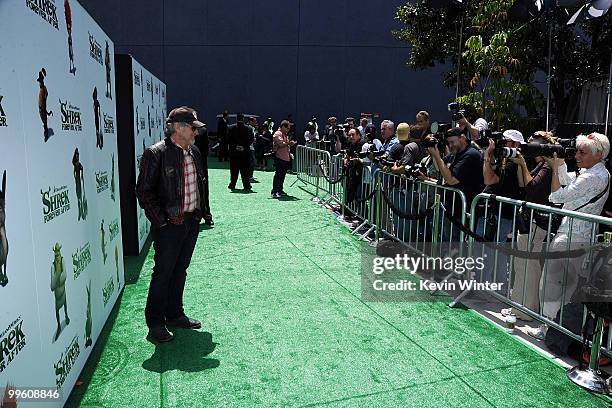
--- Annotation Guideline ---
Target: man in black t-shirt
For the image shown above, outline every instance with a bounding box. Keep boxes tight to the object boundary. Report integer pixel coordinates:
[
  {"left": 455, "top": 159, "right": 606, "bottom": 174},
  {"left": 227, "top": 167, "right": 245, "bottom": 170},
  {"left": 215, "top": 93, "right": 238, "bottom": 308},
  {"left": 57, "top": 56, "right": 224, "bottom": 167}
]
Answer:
[{"left": 419, "top": 127, "right": 484, "bottom": 206}]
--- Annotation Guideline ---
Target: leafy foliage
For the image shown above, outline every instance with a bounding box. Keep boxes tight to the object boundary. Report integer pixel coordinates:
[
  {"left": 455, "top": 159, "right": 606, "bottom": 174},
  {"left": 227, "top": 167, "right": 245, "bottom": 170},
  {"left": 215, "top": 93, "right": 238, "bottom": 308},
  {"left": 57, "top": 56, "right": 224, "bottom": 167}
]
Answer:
[{"left": 393, "top": 0, "right": 612, "bottom": 130}]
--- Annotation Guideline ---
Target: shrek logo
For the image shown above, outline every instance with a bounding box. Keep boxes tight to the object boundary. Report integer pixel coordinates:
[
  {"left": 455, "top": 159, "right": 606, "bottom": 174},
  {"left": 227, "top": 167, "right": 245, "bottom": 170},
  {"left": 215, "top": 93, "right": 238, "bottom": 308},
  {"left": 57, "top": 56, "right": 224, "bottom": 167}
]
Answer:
[
  {"left": 54, "top": 335, "right": 80, "bottom": 389},
  {"left": 60, "top": 99, "right": 82, "bottom": 131},
  {"left": 0, "top": 95, "right": 6, "bottom": 127},
  {"left": 42, "top": 185, "right": 70, "bottom": 223},
  {"left": 102, "top": 277, "right": 115, "bottom": 307},
  {"left": 26, "top": 0, "right": 59, "bottom": 30},
  {"left": 0, "top": 317, "right": 26, "bottom": 373},
  {"left": 95, "top": 171, "right": 108, "bottom": 193},
  {"left": 88, "top": 32, "right": 103, "bottom": 65},
  {"left": 133, "top": 70, "right": 141, "bottom": 87},
  {"left": 103, "top": 113, "right": 115, "bottom": 134},
  {"left": 71, "top": 242, "right": 91, "bottom": 280},
  {"left": 109, "top": 219, "right": 119, "bottom": 242}
]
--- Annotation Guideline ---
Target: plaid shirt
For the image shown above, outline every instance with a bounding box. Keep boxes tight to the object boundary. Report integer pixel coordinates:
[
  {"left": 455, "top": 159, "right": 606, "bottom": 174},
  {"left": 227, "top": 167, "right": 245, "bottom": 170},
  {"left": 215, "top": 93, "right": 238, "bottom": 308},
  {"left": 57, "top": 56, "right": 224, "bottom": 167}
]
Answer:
[
  {"left": 168, "top": 141, "right": 199, "bottom": 224},
  {"left": 182, "top": 148, "right": 199, "bottom": 213}
]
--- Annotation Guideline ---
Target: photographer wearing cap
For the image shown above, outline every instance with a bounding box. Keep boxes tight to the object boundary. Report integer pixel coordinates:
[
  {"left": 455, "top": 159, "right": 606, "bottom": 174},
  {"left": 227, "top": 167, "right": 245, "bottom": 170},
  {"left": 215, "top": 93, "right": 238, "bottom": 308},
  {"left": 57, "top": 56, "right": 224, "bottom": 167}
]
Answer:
[
  {"left": 528, "top": 132, "right": 610, "bottom": 340},
  {"left": 476, "top": 129, "right": 524, "bottom": 288},
  {"left": 502, "top": 131, "right": 554, "bottom": 321},
  {"left": 136, "top": 106, "right": 206, "bottom": 343},
  {"left": 419, "top": 127, "right": 484, "bottom": 206},
  {"left": 455, "top": 104, "right": 488, "bottom": 140}
]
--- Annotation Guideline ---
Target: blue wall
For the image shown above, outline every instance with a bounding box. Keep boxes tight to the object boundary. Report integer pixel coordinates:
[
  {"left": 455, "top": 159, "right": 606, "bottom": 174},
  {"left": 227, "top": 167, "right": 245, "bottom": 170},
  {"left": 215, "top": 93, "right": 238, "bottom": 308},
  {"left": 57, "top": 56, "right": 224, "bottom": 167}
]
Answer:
[{"left": 80, "top": 0, "right": 454, "bottom": 131}]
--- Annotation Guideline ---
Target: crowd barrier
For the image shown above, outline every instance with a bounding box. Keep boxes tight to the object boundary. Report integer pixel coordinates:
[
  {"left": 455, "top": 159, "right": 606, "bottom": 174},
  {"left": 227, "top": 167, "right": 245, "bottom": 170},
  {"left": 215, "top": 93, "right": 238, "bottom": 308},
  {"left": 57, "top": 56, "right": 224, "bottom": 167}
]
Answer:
[{"left": 293, "top": 145, "right": 612, "bottom": 360}]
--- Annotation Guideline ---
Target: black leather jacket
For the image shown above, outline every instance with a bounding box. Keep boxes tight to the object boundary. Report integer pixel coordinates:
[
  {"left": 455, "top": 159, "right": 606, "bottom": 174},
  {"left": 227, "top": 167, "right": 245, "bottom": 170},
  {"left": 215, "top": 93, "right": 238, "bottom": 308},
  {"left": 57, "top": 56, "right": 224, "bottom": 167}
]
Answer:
[{"left": 136, "top": 138, "right": 207, "bottom": 228}]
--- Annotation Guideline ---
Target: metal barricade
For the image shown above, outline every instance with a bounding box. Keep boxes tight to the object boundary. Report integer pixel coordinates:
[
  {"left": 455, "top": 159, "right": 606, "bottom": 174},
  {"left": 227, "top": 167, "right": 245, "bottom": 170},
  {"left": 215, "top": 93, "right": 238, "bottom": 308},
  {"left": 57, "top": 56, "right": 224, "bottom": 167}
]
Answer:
[
  {"left": 342, "top": 164, "right": 377, "bottom": 240},
  {"left": 293, "top": 145, "right": 332, "bottom": 200},
  {"left": 451, "top": 193, "right": 612, "bottom": 354},
  {"left": 373, "top": 170, "right": 468, "bottom": 259}
]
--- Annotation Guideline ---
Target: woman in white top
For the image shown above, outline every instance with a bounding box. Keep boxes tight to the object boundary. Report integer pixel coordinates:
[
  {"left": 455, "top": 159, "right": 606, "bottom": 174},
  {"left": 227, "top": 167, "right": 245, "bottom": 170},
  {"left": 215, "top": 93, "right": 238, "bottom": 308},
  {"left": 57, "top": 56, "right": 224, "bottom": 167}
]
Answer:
[
  {"left": 528, "top": 133, "right": 610, "bottom": 340},
  {"left": 304, "top": 123, "right": 319, "bottom": 144}
]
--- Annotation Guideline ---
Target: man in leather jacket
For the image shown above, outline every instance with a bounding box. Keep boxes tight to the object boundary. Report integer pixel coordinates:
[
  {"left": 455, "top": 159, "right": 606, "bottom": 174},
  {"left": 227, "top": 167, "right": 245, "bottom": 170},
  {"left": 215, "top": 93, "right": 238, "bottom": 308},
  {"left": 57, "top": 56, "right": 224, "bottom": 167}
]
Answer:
[{"left": 136, "top": 106, "right": 206, "bottom": 343}]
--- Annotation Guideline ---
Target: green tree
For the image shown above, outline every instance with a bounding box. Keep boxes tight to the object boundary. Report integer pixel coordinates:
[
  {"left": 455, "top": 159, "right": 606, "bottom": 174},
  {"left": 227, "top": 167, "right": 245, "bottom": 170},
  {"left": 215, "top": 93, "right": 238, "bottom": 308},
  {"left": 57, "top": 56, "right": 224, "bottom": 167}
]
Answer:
[{"left": 393, "top": 0, "right": 612, "bottom": 131}]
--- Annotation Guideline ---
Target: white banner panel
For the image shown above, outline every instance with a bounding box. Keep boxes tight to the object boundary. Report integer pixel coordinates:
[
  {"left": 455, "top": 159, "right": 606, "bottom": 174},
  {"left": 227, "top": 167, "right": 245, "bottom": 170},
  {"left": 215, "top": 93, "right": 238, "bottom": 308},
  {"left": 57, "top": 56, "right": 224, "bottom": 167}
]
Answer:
[{"left": 0, "top": 1, "right": 125, "bottom": 406}]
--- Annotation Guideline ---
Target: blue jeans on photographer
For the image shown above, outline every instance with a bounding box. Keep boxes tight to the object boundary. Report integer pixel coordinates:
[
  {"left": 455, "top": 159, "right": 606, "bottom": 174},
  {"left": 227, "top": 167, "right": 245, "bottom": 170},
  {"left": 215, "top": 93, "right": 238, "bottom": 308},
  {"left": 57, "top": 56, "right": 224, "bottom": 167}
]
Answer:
[{"left": 475, "top": 216, "right": 514, "bottom": 293}]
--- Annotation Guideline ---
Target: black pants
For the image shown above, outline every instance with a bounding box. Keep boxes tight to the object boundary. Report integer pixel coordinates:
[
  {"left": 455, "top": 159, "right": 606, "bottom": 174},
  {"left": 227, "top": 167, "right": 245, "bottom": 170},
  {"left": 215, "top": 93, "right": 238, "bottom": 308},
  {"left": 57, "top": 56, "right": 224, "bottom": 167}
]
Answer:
[
  {"left": 272, "top": 158, "right": 291, "bottom": 194},
  {"left": 229, "top": 156, "right": 251, "bottom": 189},
  {"left": 145, "top": 216, "right": 199, "bottom": 328}
]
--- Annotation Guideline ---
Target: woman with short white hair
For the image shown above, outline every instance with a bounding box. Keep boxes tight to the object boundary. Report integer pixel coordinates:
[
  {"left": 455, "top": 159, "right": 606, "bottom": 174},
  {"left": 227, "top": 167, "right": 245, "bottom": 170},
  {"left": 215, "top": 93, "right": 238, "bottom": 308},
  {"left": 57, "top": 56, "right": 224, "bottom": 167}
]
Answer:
[{"left": 528, "top": 132, "right": 610, "bottom": 340}]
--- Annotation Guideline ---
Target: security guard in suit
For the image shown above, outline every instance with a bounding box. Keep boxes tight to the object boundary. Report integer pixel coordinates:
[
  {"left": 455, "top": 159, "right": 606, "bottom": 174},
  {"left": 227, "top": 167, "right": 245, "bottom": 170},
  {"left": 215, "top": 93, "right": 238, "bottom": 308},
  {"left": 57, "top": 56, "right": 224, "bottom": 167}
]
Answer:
[{"left": 227, "top": 113, "right": 254, "bottom": 191}]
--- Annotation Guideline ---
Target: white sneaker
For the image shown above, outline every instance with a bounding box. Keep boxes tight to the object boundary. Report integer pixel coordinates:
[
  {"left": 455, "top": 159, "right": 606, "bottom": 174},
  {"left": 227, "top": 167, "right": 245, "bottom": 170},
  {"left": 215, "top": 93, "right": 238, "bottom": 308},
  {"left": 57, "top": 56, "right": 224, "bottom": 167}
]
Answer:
[
  {"left": 527, "top": 324, "right": 548, "bottom": 340},
  {"left": 501, "top": 308, "right": 514, "bottom": 317}
]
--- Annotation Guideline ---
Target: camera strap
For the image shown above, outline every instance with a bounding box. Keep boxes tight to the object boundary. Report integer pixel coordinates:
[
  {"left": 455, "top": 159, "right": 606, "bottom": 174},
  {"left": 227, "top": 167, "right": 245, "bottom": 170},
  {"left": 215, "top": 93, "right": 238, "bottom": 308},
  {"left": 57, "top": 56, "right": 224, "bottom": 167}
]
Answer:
[{"left": 569, "top": 175, "right": 609, "bottom": 213}]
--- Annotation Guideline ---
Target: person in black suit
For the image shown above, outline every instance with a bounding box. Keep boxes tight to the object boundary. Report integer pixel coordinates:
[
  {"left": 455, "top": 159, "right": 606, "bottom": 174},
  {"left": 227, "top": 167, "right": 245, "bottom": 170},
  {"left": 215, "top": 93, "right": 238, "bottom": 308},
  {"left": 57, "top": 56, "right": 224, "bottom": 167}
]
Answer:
[
  {"left": 195, "top": 125, "right": 214, "bottom": 226},
  {"left": 227, "top": 113, "right": 254, "bottom": 191},
  {"left": 217, "top": 111, "right": 229, "bottom": 162}
]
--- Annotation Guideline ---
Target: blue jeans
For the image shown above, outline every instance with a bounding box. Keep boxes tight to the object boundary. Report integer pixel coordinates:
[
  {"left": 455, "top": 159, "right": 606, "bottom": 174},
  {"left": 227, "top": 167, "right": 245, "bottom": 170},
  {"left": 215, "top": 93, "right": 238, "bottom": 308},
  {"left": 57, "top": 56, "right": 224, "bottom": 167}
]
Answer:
[{"left": 145, "top": 216, "right": 200, "bottom": 328}]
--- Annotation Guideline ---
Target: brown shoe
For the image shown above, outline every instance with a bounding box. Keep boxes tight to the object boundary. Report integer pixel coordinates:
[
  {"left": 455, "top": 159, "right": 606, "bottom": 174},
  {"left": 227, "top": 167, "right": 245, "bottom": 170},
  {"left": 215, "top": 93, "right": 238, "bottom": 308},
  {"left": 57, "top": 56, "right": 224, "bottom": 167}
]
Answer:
[
  {"left": 147, "top": 326, "right": 174, "bottom": 343},
  {"left": 166, "top": 316, "right": 201, "bottom": 329}
]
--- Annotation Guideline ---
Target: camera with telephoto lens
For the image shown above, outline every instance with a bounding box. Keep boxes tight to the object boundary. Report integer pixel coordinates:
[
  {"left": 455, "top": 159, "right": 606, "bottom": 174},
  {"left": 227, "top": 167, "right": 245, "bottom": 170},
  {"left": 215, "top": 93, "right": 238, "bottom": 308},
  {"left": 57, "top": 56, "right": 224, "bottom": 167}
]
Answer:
[
  {"left": 334, "top": 123, "right": 350, "bottom": 136},
  {"left": 557, "top": 138, "right": 576, "bottom": 148},
  {"left": 404, "top": 163, "right": 428, "bottom": 178},
  {"left": 500, "top": 143, "right": 576, "bottom": 160},
  {"left": 422, "top": 122, "right": 450, "bottom": 150},
  {"left": 473, "top": 128, "right": 504, "bottom": 150},
  {"left": 448, "top": 102, "right": 468, "bottom": 121}
]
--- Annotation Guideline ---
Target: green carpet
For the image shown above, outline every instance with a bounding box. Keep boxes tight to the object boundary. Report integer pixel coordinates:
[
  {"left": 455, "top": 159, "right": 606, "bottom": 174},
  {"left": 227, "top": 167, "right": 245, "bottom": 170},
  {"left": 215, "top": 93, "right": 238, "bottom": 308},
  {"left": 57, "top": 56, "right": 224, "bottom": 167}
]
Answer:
[{"left": 66, "top": 161, "right": 612, "bottom": 407}]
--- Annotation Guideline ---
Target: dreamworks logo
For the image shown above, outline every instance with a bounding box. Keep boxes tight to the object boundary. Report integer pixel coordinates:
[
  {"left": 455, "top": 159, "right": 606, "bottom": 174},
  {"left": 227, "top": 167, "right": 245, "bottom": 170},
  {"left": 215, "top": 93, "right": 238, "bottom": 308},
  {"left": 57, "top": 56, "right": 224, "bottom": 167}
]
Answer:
[
  {"left": 0, "top": 95, "right": 6, "bottom": 127},
  {"left": 88, "top": 32, "right": 103, "bottom": 65},
  {"left": 103, "top": 113, "right": 115, "bottom": 134}
]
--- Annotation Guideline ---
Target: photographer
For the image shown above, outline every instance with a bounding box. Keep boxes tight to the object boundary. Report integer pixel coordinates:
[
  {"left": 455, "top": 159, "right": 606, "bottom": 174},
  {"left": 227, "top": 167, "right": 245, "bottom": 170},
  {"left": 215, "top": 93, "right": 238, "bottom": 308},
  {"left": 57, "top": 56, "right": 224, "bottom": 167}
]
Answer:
[
  {"left": 455, "top": 104, "right": 488, "bottom": 140},
  {"left": 380, "top": 120, "right": 399, "bottom": 153},
  {"left": 386, "top": 123, "right": 421, "bottom": 242},
  {"left": 475, "top": 130, "right": 524, "bottom": 288},
  {"left": 391, "top": 113, "right": 430, "bottom": 174},
  {"left": 361, "top": 124, "right": 382, "bottom": 155},
  {"left": 304, "top": 122, "right": 319, "bottom": 145},
  {"left": 528, "top": 133, "right": 610, "bottom": 340},
  {"left": 255, "top": 123, "right": 273, "bottom": 170},
  {"left": 411, "top": 111, "right": 432, "bottom": 140},
  {"left": 419, "top": 127, "right": 484, "bottom": 206},
  {"left": 501, "top": 131, "right": 554, "bottom": 321},
  {"left": 343, "top": 128, "right": 366, "bottom": 221},
  {"left": 322, "top": 116, "right": 338, "bottom": 154}
]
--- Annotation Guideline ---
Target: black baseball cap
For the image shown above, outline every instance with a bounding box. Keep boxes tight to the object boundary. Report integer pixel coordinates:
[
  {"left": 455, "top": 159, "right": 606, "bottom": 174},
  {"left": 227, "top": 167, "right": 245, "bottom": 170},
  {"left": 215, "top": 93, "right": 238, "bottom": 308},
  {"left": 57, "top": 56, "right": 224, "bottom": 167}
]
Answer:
[{"left": 166, "top": 106, "right": 205, "bottom": 128}]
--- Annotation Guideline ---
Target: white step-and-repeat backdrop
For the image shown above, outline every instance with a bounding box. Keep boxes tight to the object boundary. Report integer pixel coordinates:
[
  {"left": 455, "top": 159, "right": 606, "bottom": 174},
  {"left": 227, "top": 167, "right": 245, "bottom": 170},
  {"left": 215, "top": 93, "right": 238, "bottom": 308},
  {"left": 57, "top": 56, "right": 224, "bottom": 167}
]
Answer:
[
  {"left": 0, "top": 1, "right": 124, "bottom": 406},
  {"left": 131, "top": 59, "right": 167, "bottom": 252}
]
